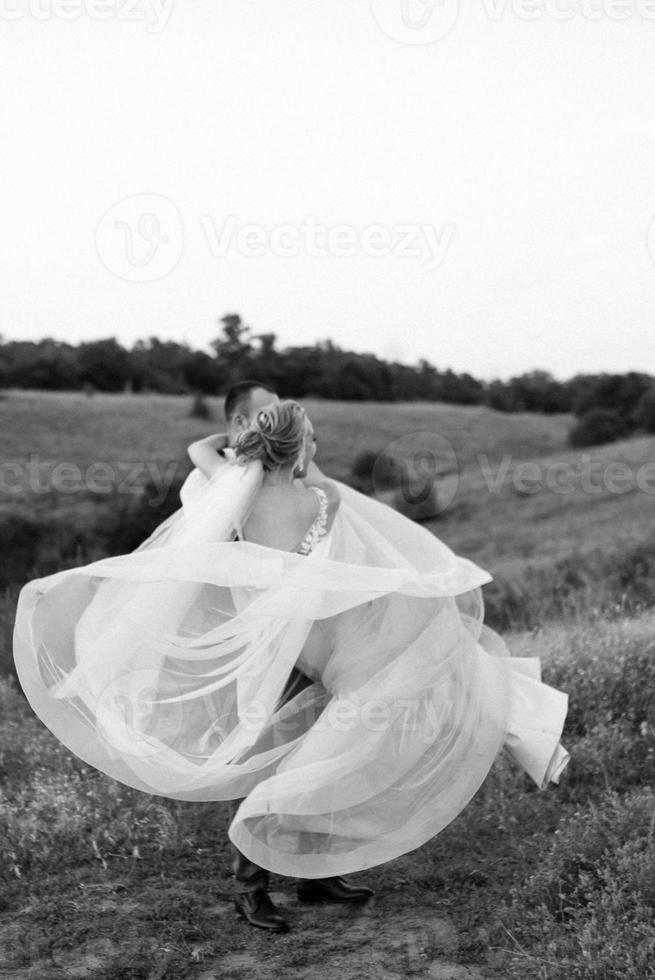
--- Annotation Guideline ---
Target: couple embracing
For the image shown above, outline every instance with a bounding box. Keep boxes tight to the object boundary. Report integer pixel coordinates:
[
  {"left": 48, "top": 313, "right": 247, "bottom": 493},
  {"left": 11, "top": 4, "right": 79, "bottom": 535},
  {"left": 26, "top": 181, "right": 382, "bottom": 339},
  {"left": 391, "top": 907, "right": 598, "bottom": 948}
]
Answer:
[{"left": 13, "top": 380, "right": 569, "bottom": 935}]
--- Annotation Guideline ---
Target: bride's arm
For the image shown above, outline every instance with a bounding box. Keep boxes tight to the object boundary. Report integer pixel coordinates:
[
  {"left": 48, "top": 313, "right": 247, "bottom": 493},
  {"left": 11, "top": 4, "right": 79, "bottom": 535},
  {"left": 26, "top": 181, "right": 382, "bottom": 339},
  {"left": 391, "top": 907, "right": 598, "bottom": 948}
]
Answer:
[{"left": 187, "top": 432, "right": 230, "bottom": 478}]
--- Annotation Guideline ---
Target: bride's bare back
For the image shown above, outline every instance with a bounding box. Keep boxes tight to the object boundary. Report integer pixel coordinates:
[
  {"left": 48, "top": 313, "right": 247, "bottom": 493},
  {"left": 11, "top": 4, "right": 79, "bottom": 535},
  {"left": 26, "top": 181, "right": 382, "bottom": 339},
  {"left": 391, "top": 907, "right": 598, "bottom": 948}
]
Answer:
[{"left": 241, "top": 482, "right": 337, "bottom": 553}]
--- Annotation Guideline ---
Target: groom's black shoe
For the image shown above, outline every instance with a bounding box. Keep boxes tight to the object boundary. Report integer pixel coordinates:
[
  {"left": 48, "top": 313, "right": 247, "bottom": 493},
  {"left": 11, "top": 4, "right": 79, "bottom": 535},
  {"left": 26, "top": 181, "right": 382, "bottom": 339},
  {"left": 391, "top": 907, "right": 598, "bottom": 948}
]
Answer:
[
  {"left": 296, "top": 875, "right": 375, "bottom": 903},
  {"left": 234, "top": 889, "right": 289, "bottom": 932}
]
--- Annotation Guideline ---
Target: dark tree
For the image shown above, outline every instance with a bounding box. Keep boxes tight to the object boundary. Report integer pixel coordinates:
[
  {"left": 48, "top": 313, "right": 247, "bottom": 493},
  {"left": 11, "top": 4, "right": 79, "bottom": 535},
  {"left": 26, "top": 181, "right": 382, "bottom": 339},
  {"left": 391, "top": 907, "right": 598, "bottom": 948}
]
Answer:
[
  {"left": 211, "top": 314, "right": 253, "bottom": 386},
  {"left": 1, "top": 317, "right": 653, "bottom": 427},
  {"left": 77, "top": 338, "right": 130, "bottom": 392},
  {"left": 183, "top": 350, "right": 224, "bottom": 395},
  {"left": 567, "top": 372, "right": 652, "bottom": 422}
]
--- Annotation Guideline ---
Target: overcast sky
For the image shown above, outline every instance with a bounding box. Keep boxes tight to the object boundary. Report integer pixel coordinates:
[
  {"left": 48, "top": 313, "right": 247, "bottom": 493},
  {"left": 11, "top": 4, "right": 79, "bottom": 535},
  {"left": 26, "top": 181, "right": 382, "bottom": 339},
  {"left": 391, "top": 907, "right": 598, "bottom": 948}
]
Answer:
[{"left": 2, "top": 1, "right": 655, "bottom": 380}]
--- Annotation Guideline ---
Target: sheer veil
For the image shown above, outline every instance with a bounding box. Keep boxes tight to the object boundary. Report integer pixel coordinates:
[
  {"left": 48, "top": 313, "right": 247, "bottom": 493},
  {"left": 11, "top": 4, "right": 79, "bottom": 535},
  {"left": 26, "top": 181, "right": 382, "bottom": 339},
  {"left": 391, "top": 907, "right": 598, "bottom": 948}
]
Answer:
[
  {"left": 13, "top": 451, "right": 569, "bottom": 879},
  {"left": 135, "top": 450, "right": 264, "bottom": 552}
]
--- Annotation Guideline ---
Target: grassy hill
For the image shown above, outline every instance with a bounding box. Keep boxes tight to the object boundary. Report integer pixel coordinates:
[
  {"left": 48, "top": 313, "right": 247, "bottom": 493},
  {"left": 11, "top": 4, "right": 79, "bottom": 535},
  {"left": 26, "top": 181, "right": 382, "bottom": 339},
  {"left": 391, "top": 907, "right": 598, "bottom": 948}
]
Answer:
[
  {"left": 3, "top": 389, "right": 654, "bottom": 627},
  {"left": 0, "top": 388, "right": 572, "bottom": 489}
]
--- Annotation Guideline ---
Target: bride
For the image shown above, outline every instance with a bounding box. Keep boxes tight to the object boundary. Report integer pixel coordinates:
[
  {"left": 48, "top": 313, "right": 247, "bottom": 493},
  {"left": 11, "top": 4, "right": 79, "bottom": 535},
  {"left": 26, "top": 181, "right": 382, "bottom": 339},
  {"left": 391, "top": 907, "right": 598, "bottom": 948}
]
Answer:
[{"left": 13, "top": 398, "right": 569, "bottom": 931}]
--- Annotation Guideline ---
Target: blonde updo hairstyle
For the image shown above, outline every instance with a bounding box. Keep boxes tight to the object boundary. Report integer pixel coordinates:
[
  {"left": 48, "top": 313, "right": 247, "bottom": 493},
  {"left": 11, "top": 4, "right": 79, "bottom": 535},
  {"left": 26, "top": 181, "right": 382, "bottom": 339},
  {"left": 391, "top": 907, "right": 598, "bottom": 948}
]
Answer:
[{"left": 233, "top": 400, "right": 308, "bottom": 473}]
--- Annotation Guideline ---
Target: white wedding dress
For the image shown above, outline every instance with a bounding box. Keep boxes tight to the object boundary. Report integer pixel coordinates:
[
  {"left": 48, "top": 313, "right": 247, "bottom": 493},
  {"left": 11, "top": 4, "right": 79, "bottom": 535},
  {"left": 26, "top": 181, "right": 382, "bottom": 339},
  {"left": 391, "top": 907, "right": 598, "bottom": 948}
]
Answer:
[{"left": 13, "top": 458, "right": 569, "bottom": 878}]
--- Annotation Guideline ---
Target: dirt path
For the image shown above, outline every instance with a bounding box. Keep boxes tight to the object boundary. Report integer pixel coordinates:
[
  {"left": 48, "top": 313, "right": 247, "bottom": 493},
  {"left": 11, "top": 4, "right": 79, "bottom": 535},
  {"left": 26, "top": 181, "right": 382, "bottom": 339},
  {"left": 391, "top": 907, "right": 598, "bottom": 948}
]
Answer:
[
  {"left": 202, "top": 890, "right": 490, "bottom": 980},
  {"left": 0, "top": 885, "right": 499, "bottom": 980}
]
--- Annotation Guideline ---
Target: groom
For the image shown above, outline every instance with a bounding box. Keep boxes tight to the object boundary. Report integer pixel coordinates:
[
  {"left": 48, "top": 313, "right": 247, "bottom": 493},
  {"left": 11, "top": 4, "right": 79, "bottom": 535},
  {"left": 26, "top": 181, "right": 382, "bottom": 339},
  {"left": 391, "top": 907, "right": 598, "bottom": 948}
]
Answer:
[{"left": 217, "top": 381, "right": 374, "bottom": 932}]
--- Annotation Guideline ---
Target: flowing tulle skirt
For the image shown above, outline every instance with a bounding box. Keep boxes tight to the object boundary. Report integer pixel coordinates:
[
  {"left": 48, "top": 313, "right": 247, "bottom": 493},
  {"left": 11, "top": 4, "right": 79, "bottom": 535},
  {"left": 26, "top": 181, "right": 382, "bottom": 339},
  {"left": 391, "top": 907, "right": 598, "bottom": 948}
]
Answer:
[{"left": 13, "top": 477, "right": 569, "bottom": 877}]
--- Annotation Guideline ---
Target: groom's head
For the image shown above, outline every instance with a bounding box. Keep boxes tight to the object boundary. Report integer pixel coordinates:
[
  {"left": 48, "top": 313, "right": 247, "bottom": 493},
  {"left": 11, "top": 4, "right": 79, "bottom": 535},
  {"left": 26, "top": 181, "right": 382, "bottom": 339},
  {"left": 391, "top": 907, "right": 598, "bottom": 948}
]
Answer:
[{"left": 224, "top": 380, "right": 279, "bottom": 445}]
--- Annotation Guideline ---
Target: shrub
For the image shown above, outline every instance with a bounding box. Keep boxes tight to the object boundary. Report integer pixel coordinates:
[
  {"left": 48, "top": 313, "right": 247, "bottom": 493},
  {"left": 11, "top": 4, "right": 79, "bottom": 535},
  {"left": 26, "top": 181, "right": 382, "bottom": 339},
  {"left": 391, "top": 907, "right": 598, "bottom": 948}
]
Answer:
[
  {"left": 514, "top": 789, "right": 655, "bottom": 914},
  {"left": 351, "top": 450, "right": 400, "bottom": 494},
  {"left": 0, "top": 513, "right": 89, "bottom": 590},
  {"left": 100, "top": 476, "right": 188, "bottom": 556},
  {"left": 568, "top": 408, "right": 630, "bottom": 448},
  {"left": 484, "top": 539, "right": 655, "bottom": 631},
  {"left": 0, "top": 514, "right": 43, "bottom": 588},
  {"left": 546, "top": 633, "right": 655, "bottom": 738},
  {"left": 634, "top": 385, "right": 655, "bottom": 434},
  {"left": 189, "top": 392, "right": 211, "bottom": 420},
  {"left": 566, "top": 723, "right": 654, "bottom": 794},
  {"left": 498, "top": 790, "right": 655, "bottom": 980},
  {"left": 350, "top": 450, "right": 440, "bottom": 520},
  {"left": 0, "top": 679, "right": 184, "bottom": 881}
]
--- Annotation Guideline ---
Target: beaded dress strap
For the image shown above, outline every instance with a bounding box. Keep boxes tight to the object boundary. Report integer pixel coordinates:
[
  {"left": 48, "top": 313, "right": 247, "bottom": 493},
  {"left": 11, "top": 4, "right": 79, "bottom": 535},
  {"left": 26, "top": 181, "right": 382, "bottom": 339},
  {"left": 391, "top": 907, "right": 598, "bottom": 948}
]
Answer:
[{"left": 297, "top": 486, "right": 329, "bottom": 556}]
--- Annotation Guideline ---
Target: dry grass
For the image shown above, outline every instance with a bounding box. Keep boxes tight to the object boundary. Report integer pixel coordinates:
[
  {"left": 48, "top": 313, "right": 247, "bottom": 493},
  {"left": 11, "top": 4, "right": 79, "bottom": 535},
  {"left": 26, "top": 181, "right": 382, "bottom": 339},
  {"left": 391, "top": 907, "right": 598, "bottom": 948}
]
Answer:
[{"left": 1, "top": 610, "right": 654, "bottom": 978}]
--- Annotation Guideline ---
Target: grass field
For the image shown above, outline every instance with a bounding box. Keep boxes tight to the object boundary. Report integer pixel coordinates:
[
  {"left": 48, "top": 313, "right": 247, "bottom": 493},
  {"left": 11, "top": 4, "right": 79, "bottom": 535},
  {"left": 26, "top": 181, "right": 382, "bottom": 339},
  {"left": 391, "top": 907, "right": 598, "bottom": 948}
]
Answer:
[
  {"left": 0, "top": 388, "right": 573, "bottom": 485},
  {"left": 3, "top": 388, "right": 655, "bottom": 626},
  {"left": 1, "top": 390, "right": 655, "bottom": 979}
]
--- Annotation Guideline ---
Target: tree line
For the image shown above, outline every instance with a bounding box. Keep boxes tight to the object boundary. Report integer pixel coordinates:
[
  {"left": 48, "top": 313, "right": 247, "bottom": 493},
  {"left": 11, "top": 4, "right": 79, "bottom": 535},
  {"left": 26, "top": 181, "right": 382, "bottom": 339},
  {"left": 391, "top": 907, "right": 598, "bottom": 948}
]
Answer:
[{"left": 2, "top": 315, "right": 655, "bottom": 437}]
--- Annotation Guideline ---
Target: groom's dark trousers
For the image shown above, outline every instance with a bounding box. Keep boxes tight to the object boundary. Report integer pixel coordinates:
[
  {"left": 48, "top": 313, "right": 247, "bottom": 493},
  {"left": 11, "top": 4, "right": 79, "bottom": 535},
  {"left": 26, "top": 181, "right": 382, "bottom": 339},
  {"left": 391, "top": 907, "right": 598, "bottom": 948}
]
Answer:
[{"left": 227, "top": 664, "right": 316, "bottom": 893}]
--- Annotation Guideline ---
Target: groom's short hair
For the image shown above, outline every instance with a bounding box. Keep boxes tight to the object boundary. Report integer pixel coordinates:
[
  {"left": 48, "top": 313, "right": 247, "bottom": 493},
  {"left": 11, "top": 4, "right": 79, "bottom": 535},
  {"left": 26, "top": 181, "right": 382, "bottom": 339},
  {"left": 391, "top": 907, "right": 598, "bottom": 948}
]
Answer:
[{"left": 224, "top": 380, "right": 277, "bottom": 421}]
